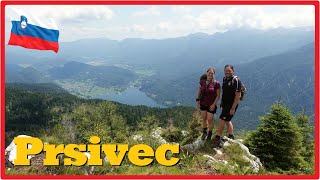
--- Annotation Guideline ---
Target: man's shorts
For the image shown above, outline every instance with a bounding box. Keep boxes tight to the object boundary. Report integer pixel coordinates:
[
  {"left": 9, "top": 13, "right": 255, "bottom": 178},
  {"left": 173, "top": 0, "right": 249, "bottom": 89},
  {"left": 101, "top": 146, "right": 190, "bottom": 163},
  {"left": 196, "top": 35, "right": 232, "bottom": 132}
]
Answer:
[
  {"left": 200, "top": 105, "right": 217, "bottom": 114},
  {"left": 219, "top": 105, "right": 238, "bottom": 121}
]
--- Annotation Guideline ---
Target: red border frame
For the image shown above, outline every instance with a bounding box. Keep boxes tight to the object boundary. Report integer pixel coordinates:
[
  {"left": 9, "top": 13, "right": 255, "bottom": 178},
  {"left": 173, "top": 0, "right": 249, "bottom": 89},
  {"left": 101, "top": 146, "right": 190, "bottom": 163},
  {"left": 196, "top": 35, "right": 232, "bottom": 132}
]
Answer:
[{"left": 0, "top": 1, "right": 319, "bottom": 179}]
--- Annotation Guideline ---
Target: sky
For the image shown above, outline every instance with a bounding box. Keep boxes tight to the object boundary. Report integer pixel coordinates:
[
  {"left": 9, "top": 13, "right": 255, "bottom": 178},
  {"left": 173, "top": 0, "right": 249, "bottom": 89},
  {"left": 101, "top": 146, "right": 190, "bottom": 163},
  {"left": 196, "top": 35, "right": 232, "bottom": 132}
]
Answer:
[{"left": 5, "top": 5, "right": 315, "bottom": 42}]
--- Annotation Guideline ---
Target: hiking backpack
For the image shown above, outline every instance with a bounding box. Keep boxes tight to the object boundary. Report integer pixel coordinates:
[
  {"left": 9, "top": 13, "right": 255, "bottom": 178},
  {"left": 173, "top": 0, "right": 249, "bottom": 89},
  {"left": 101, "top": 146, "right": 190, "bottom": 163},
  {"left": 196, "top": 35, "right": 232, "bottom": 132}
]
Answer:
[
  {"left": 224, "top": 76, "right": 247, "bottom": 101},
  {"left": 232, "top": 76, "right": 246, "bottom": 101}
]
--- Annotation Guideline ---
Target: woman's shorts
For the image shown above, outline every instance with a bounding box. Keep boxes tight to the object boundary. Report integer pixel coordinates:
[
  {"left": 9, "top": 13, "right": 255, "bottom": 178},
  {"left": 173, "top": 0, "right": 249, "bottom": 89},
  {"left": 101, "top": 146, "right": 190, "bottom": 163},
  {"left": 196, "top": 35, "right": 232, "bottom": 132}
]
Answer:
[{"left": 200, "top": 105, "right": 217, "bottom": 114}]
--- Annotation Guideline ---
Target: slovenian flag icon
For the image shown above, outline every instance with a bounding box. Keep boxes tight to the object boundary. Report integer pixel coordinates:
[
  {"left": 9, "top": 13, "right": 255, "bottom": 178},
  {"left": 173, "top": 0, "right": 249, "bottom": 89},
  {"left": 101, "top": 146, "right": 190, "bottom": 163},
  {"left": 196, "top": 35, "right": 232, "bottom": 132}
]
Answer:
[{"left": 8, "top": 15, "right": 59, "bottom": 53}]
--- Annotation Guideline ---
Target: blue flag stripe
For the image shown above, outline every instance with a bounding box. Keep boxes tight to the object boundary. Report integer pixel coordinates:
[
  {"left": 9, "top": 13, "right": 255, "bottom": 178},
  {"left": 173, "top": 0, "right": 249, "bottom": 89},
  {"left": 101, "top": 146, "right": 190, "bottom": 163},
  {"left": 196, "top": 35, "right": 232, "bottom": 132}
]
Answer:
[{"left": 11, "top": 21, "right": 59, "bottom": 42}]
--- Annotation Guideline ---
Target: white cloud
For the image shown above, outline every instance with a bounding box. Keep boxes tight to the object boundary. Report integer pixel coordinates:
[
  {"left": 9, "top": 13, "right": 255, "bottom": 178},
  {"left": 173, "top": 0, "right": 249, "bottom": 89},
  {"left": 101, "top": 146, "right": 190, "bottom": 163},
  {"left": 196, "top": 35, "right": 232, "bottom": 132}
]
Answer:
[
  {"left": 57, "top": 6, "right": 113, "bottom": 23},
  {"left": 6, "top": 5, "right": 113, "bottom": 25},
  {"left": 171, "top": 6, "right": 192, "bottom": 13},
  {"left": 132, "top": 6, "right": 160, "bottom": 17},
  {"left": 157, "top": 22, "right": 171, "bottom": 31},
  {"left": 129, "top": 24, "right": 145, "bottom": 32},
  {"left": 5, "top": 5, "right": 314, "bottom": 41},
  {"left": 182, "top": 5, "right": 314, "bottom": 33},
  {"left": 259, "top": 6, "right": 314, "bottom": 29}
]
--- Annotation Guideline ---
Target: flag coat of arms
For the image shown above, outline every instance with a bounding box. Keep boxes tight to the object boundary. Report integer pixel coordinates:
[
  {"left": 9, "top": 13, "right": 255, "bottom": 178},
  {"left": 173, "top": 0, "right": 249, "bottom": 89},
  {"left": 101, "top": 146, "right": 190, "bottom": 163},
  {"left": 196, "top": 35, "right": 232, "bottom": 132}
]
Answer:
[{"left": 8, "top": 14, "right": 59, "bottom": 53}]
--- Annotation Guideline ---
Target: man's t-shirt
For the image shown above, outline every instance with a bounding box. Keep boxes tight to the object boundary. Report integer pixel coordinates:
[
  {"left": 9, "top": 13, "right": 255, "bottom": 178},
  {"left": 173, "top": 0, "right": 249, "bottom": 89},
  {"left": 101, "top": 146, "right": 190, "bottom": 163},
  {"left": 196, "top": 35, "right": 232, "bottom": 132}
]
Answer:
[
  {"left": 221, "top": 76, "right": 242, "bottom": 107},
  {"left": 199, "top": 80, "right": 221, "bottom": 107}
]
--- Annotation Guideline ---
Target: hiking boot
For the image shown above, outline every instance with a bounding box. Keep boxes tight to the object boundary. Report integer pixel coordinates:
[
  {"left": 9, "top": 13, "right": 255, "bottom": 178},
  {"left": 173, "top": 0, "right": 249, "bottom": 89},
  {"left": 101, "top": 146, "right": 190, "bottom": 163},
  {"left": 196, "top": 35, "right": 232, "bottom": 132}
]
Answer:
[
  {"left": 206, "top": 131, "right": 212, "bottom": 140},
  {"left": 228, "top": 134, "right": 235, "bottom": 140},
  {"left": 201, "top": 131, "right": 208, "bottom": 140},
  {"left": 212, "top": 136, "right": 221, "bottom": 147}
]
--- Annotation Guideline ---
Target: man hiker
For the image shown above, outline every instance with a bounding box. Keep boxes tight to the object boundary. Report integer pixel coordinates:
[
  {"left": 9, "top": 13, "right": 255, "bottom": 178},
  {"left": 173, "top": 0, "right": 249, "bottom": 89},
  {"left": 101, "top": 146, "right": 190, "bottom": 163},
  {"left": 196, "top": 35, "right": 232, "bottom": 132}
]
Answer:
[
  {"left": 213, "top": 64, "right": 241, "bottom": 146},
  {"left": 197, "top": 67, "right": 220, "bottom": 141}
]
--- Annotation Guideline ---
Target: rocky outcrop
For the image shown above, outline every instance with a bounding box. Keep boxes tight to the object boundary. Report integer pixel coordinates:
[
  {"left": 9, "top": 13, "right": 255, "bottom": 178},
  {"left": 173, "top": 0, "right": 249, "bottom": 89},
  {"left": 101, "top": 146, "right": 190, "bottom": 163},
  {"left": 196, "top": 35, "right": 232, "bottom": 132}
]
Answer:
[
  {"left": 184, "top": 136, "right": 263, "bottom": 173},
  {"left": 131, "top": 127, "right": 168, "bottom": 144},
  {"left": 184, "top": 138, "right": 205, "bottom": 153},
  {"left": 221, "top": 137, "right": 262, "bottom": 173},
  {"left": 151, "top": 127, "right": 167, "bottom": 144}
]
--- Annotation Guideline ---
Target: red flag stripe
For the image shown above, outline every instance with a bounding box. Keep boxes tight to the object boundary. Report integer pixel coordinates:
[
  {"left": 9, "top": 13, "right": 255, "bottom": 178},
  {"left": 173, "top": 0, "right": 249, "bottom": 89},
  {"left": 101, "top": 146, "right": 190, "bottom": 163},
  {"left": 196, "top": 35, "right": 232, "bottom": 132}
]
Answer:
[{"left": 8, "top": 33, "right": 59, "bottom": 53}]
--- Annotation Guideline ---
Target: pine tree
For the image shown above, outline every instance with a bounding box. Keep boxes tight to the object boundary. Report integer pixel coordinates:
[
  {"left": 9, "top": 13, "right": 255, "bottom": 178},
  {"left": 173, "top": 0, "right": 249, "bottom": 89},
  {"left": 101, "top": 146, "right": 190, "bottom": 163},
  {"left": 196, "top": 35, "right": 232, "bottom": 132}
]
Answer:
[
  {"left": 138, "top": 115, "right": 160, "bottom": 135},
  {"left": 70, "top": 101, "right": 127, "bottom": 144},
  {"left": 161, "top": 118, "right": 183, "bottom": 143},
  {"left": 296, "top": 110, "right": 314, "bottom": 173},
  {"left": 97, "top": 101, "right": 128, "bottom": 143},
  {"left": 245, "top": 102, "right": 305, "bottom": 172}
]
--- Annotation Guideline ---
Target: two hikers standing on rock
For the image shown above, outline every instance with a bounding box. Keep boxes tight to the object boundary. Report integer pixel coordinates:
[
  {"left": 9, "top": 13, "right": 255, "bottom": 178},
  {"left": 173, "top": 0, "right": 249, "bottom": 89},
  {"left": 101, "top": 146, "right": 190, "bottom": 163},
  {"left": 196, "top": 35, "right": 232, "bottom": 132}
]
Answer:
[{"left": 197, "top": 65, "right": 242, "bottom": 145}]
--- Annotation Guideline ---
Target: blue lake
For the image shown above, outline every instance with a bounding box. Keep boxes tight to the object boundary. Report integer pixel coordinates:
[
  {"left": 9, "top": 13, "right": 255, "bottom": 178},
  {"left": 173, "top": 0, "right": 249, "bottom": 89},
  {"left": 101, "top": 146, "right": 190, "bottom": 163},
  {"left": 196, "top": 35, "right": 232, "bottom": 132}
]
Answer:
[{"left": 94, "top": 87, "right": 165, "bottom": 108}]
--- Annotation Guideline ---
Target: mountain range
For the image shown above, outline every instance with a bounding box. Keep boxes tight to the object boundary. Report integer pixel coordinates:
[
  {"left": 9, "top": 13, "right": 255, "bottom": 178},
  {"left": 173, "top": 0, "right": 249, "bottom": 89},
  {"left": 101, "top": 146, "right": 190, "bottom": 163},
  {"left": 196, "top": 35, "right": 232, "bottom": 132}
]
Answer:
[{"left": 5, "top": 27, "right": 315, "bottom": 130}]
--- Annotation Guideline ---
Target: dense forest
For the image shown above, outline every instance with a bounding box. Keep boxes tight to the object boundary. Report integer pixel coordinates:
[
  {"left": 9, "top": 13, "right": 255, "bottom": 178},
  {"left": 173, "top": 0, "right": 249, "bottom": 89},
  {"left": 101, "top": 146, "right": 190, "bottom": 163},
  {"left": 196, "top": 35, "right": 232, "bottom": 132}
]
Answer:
[{"left": 5, "top": 83, "right": 194, "bottom": 145}]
